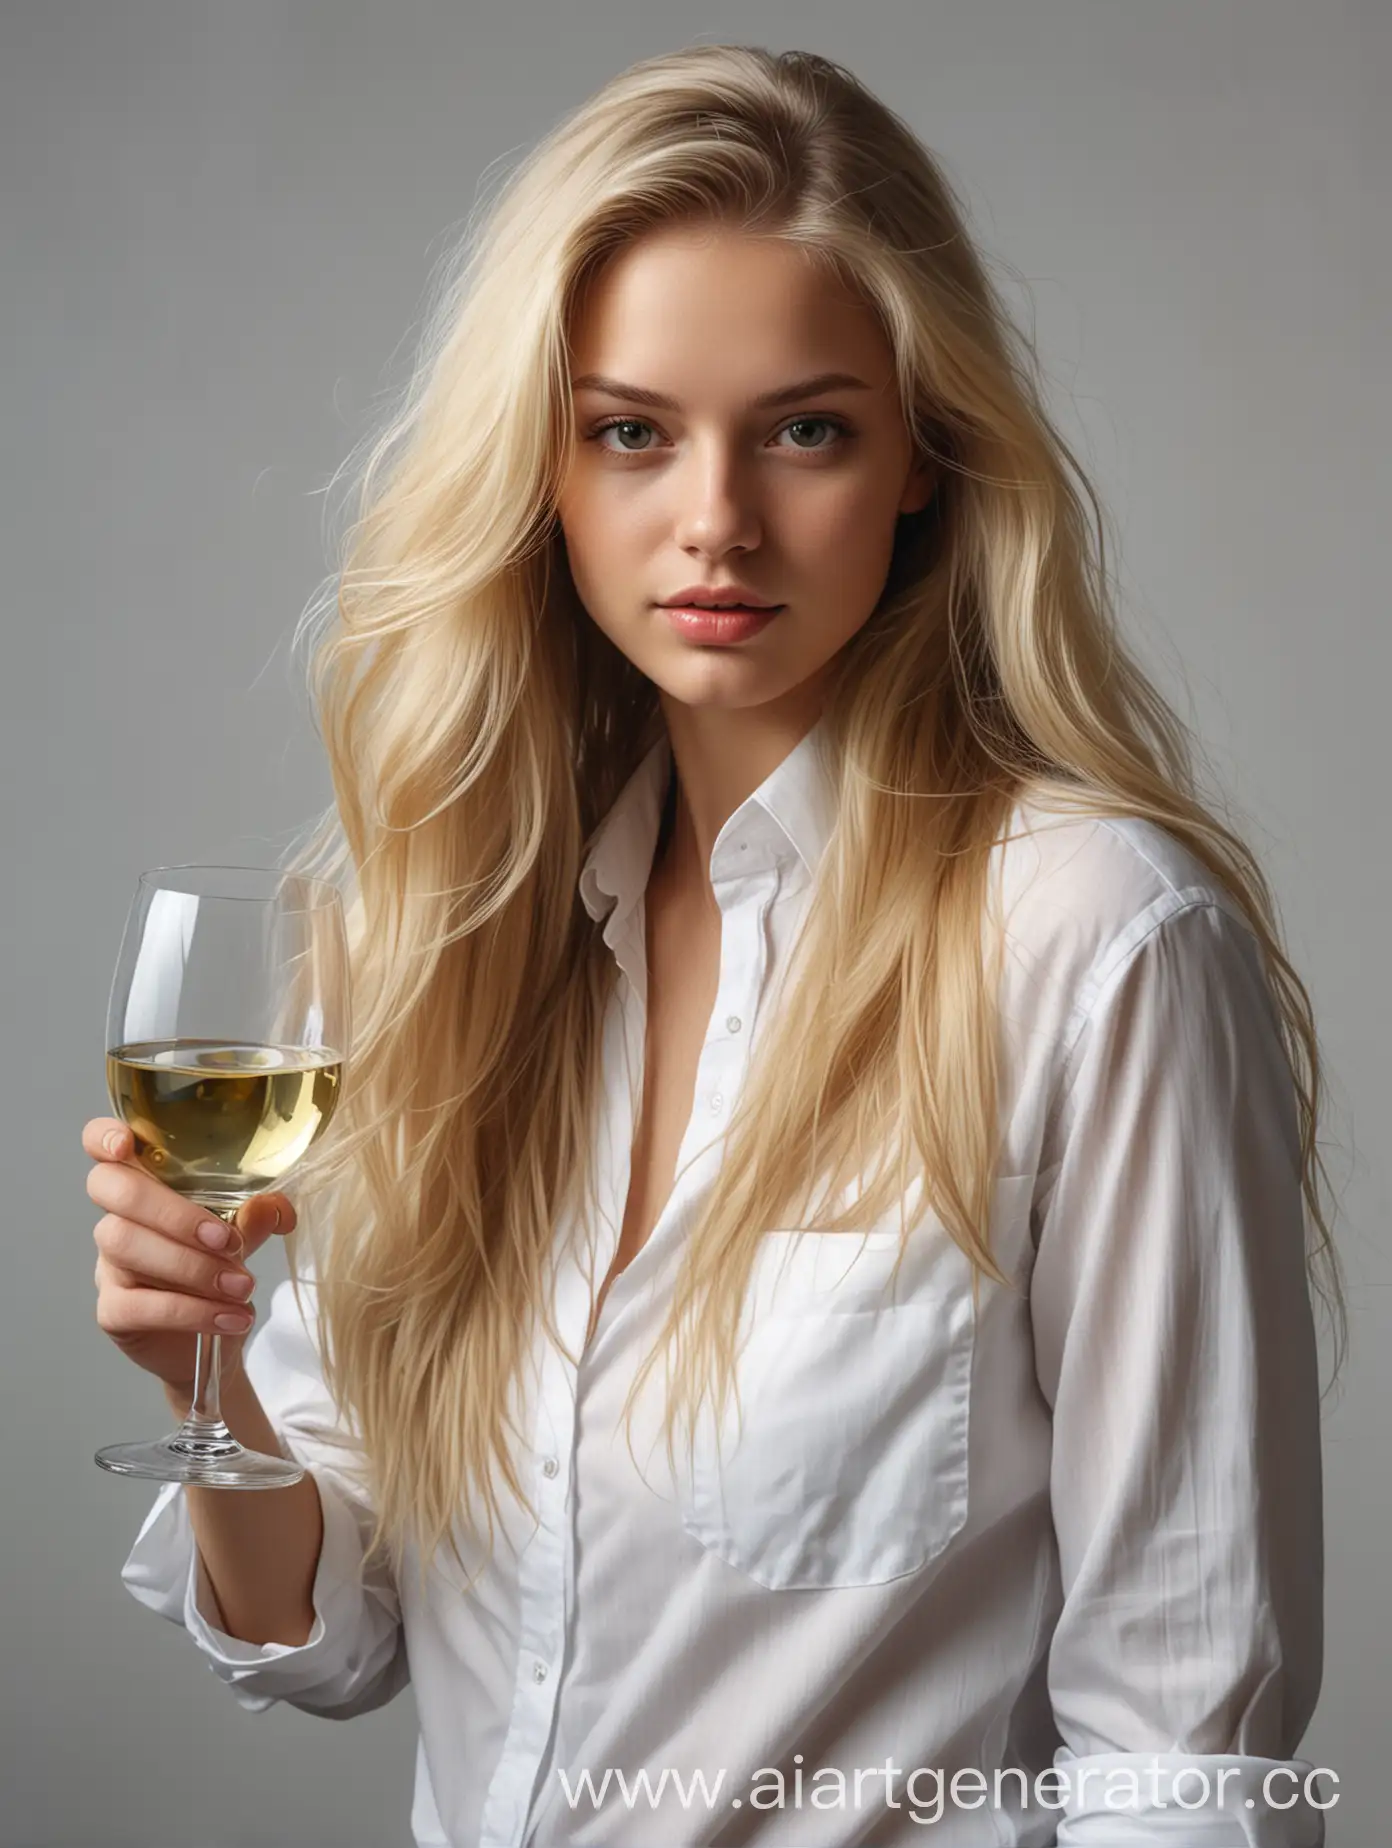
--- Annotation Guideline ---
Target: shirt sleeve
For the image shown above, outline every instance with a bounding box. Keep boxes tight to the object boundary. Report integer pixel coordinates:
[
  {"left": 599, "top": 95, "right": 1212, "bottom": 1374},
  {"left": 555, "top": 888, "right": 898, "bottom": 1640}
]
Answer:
[
  {"left": 1028, "top": 897, "right": 1330, "bottom": 1845},
  {"left": 119, "top": 1267, "right": 410, "bottom": 1719}
]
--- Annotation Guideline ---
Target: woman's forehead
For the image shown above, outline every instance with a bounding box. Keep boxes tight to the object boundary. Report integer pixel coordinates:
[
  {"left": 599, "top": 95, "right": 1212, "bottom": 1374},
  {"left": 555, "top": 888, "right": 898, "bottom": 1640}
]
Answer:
[{"left": 567, "top": 233, "right": 892, "bottom": 399}]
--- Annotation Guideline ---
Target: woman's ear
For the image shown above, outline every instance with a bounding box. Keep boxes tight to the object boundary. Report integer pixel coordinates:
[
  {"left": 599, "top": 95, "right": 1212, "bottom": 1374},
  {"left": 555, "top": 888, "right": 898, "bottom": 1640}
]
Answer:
[{"left": 898, "top": 455, "right": 939, "bottom": 516}]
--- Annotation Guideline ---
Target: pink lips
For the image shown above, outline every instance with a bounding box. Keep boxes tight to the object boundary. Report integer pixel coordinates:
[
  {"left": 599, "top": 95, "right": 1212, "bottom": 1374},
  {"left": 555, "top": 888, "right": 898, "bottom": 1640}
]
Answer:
[{"left": 660, "top": 603, "right": 784, "bottom": 644}]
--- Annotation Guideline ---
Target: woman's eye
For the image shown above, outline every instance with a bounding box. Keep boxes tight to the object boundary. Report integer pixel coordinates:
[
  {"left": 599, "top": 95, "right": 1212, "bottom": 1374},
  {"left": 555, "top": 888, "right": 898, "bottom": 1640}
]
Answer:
[
  {"left": 590, "top": 418, "right": 657, "bottom": 454},
  {"left": 778, "top": 417, "right": 847, "bottom": 452},
  {"left": 585, "top": 416, "right": 850, "bottom": 458}
]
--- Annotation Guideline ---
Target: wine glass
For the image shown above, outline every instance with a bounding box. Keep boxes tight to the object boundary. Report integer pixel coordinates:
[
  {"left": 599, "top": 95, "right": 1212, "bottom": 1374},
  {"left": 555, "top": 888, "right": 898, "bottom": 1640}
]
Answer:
[{"left": 95, "top": 864, "right": 348, "bottom": 1489}]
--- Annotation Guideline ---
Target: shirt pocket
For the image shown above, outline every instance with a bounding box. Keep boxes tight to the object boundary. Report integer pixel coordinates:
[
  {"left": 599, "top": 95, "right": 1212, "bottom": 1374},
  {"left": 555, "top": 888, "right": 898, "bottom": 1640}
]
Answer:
[{"left": 676, "top": 1173, "right": 1034, "bottom": 1591}]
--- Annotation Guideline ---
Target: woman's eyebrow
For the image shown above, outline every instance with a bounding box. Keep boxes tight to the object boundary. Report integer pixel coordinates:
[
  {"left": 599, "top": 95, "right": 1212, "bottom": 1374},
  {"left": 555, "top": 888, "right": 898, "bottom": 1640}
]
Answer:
[{"left": 570, "top": 371, "right": 872, "bottom": 411}]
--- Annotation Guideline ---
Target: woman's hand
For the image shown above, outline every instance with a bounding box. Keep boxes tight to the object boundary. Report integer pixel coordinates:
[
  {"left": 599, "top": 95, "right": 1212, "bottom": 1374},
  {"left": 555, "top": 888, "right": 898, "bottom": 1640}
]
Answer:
[{"left": 85, "top": 1117, "right": 295, "bottom": 1395}]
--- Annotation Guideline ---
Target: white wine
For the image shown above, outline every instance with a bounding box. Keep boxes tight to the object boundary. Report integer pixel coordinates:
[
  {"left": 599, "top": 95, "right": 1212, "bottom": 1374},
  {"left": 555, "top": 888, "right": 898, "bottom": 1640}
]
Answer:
[{"left": 106, "top": 1039, "right": 342, "bottom": 1201}]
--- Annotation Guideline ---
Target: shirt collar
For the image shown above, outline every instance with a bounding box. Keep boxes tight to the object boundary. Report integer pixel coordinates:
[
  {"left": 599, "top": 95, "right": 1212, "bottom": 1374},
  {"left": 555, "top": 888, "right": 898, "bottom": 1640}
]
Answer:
[{"left": 578, "top": 711, "right": 839, "bottom": 926}]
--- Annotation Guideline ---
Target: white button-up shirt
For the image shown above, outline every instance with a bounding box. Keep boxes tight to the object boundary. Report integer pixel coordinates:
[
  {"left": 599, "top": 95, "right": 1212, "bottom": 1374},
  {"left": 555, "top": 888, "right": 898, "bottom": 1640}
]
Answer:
[{"left": 120, "top": 714, "right": 1328, "bottom": 1845}]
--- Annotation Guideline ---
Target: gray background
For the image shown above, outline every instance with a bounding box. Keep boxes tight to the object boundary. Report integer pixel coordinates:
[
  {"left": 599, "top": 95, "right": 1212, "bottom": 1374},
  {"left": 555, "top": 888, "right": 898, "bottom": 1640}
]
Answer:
[{"left": 3, "top": 3, "right": 1384, "bottom": 1843}]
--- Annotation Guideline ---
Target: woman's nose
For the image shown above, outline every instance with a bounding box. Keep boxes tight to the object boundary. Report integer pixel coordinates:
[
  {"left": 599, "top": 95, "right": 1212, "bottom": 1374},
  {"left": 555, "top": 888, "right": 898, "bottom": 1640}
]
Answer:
[{"left": 670, "top": 443, "right": 763, "bottom": 557}]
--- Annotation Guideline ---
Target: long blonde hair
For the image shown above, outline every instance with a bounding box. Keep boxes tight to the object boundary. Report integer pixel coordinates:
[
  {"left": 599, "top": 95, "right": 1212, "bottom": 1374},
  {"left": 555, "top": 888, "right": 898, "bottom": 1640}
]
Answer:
[{"left": 280, "top": 43, "right": 1347, "bottom": 1591}]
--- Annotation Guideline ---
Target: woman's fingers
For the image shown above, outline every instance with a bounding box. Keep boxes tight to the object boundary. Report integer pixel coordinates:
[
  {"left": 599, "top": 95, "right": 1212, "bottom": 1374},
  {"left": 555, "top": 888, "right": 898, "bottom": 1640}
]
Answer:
[
  {"left": 82, "top": 1117, "right": 133, "bottom": 1161},
  {"left": 82, "top": 1118, "right": 298, "bottom": 1263},
  {"left": 84, "top": 1117, "right": 290, "bottom": 1388},
  {"left": 95, "top": 1281, "right": 257, "bottom": 1339},
  {"left": 92, "top": 1213, "right": 256, "bottom": 1305}
]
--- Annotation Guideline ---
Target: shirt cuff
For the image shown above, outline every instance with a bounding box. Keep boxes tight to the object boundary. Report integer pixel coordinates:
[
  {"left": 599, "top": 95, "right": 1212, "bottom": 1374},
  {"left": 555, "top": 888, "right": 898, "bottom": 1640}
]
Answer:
[
  {"left": 1052, "top": 1749, "right": 1331, "bottom": 1846},
  {"left": 121, "top": 1464, "right": 395, "bottom": 1715}
]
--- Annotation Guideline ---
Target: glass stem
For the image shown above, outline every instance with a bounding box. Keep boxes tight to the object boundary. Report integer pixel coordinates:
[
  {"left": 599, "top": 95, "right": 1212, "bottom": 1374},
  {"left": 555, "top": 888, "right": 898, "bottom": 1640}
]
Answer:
[{"left": 171, "top": 1202, "right": 242, "bottom": 1455}]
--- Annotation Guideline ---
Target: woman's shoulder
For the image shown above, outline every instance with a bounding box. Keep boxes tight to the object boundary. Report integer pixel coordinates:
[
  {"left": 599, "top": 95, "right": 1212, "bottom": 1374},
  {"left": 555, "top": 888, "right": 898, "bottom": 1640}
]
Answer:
[{"left": 989, "top": 788, "right": 1256, "bottom": 1002}]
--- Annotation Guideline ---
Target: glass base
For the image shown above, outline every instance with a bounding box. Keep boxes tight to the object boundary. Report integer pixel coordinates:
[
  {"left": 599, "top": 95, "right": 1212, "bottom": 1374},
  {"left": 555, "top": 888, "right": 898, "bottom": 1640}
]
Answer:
[{"left": 95, "top": 1423, "right": 304, "bottom": 1489}]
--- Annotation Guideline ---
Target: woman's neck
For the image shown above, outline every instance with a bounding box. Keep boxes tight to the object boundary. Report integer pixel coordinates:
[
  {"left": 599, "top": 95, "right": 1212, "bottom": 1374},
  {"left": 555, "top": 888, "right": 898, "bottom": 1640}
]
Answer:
[{"left": 655, "top": 758, "right": 679, "bottom": 866}]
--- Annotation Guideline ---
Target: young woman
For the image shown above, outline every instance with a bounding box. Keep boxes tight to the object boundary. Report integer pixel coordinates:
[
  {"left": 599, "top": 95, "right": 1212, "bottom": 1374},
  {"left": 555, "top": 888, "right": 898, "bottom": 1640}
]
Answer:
[{"left": 90, "top": 44, "right": 1344, "bottom": 1848}]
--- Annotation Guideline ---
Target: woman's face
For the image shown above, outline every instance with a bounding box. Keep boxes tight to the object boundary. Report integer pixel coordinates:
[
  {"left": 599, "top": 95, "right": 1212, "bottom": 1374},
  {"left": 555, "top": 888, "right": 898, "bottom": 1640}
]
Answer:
[{"left": 555, "top": 223, "right": 936, "bottom": 716}]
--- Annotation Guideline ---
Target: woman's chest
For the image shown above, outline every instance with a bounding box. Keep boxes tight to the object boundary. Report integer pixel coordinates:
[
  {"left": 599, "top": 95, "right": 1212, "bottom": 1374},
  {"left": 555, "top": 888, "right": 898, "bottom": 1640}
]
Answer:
[
  {"left": 570, "top": 1157, "right": 1043, "bottom": 1595},
  {"left": 586, "top": 879, "right": 722, "bottom": 1340},
  {"left": 627, "top": 886, "right": 722, "bottom": 1227},
  {"left": 570, "top": 863, "right": 1045, "bottom": 1594}
]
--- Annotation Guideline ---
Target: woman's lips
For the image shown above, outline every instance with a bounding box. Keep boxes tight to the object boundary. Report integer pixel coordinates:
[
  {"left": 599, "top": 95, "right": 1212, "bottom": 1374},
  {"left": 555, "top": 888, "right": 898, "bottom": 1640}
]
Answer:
[{"left": 660, "top": 603, "right": 784, "bottom": 643}]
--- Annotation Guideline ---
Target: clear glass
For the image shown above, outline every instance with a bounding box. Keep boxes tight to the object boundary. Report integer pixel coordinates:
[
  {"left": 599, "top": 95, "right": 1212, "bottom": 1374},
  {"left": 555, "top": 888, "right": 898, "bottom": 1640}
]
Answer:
[{"left": 95, "top": 864, "right": 349, "bottom": 1489}]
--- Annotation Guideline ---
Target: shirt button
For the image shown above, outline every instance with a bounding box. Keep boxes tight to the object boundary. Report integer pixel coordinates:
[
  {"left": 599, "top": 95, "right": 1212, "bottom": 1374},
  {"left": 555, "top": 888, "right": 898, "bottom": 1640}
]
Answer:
[
  {"left": 532, "top": 1659, "right": 548, "bottom": 1683},
  {"left": 541, "top": 1456, "right": 559, "bottom": 1478},
  {"left": 725, "top": 1015, "right": 742, "bottom": 1033},
  {"left": 710, "top": 1092, "right": 724, "bottom": 1113}
]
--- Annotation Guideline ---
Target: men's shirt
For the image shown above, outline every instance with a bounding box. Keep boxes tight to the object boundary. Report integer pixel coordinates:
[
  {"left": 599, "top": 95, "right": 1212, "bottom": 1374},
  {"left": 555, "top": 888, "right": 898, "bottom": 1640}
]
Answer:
[{"left": 121, "top": 712, "right": 1327, "bottom": 1845}]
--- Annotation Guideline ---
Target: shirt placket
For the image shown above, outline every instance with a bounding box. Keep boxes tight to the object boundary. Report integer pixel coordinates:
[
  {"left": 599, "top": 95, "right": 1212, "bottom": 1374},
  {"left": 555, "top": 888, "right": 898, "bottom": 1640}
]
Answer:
[
  {"left": 480, "top": 843, "right": 787, "bottom": 1848},
  {"left": 688, "top": 859, "right": 780, "bottom": 1155},
  {"left": 474, "top": 1332, "right": 584, "bottom": 1846},
  {"left": 476, "top": 922, "right": 642, "bottom": 1848}
]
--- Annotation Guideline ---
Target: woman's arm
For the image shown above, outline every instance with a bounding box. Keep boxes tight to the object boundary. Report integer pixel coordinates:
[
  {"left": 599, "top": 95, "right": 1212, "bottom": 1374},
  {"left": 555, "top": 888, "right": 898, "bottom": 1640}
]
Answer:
[
  {"left": 161, "top": 1366, "right": 323, "bottom": 1646},
  {"left": 1029, "top": 898, "right": 1329, "bottom": 1845},
  {"left": 122, "top": 1270, "right": 409, "bottom": 1720}
]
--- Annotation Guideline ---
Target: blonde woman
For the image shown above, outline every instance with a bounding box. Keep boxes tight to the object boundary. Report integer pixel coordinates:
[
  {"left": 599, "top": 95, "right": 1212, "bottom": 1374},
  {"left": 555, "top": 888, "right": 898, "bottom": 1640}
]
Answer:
[{"left": 89, "top": 44, "right": 1344, "bottom": 1848}]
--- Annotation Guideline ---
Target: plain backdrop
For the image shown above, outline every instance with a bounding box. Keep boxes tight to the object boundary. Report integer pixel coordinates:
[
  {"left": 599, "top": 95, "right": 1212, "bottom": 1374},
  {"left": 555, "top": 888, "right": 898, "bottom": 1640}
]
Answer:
[{"left": 2, "top": 3, "right": 1385, "bottom": 1844}]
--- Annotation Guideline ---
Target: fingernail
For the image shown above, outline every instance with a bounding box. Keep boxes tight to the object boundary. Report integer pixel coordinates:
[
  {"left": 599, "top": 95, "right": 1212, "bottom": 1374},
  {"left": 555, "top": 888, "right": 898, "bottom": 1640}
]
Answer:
[
  {"left": 272, "top": 1204, "right": 282, "bottom": 1230},
  {"left": 103, "top": 1130, "right": 124, "bottom": 1154},
  {"left": 218, "top": 1270, "right": 254, "bottom": 1299},
  {"left": 197, "top": 1221, "right": 231, "bottom": 1251},
  {"left": 214, "top": 1311, "right": 253, "bottom": 1332}
]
